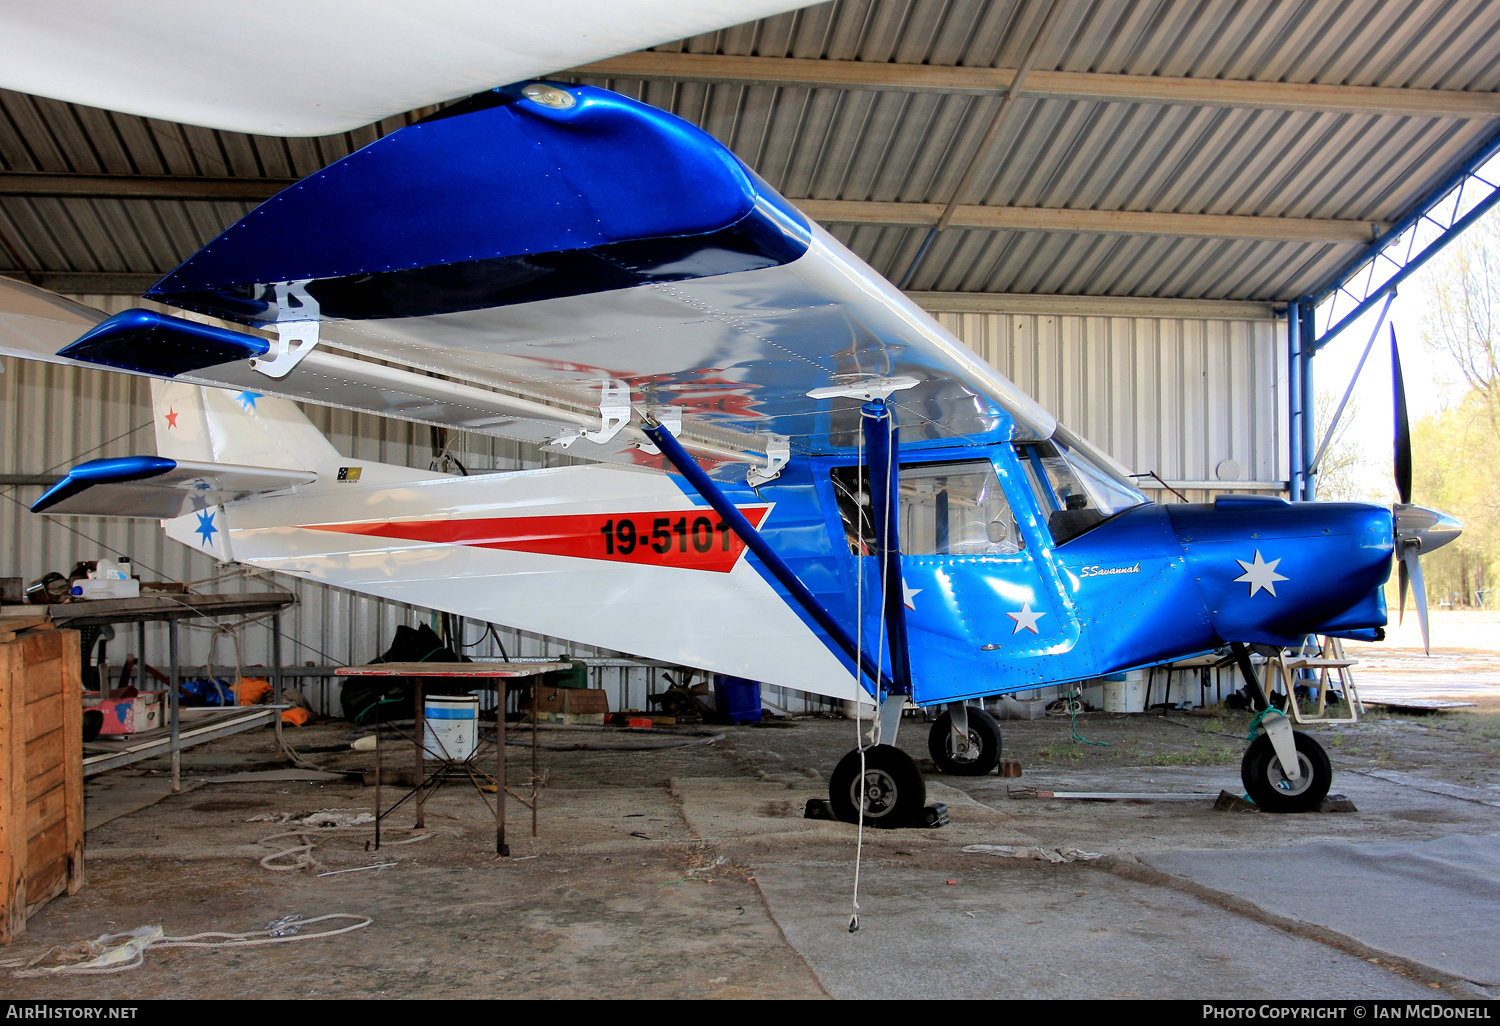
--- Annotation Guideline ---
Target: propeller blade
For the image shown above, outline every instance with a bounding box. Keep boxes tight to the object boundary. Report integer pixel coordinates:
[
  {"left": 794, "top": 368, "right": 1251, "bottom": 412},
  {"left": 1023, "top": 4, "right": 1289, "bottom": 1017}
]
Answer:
[
  {"left": 1402, "top": 545, "right": 1430, "bottom": 655},
  {"left": 1392, "top": 324, "right": 1412, "bottom": 505},
  {"left": 1397, "top": 553, "right": 1409, "bottom": 626}
]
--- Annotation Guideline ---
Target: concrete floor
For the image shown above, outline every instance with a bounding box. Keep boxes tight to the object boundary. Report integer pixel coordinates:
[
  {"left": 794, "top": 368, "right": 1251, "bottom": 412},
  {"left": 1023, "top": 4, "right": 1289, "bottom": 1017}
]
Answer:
[{"left": 6, "top": 701, "right": 1499, "bottom": 1001}]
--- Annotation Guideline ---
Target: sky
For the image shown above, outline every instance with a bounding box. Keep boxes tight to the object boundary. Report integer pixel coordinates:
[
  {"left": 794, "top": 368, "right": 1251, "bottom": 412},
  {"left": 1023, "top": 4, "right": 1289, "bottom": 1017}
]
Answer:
[{"left": 1310, "top": 219, "right": 1481, "bottom": 501}]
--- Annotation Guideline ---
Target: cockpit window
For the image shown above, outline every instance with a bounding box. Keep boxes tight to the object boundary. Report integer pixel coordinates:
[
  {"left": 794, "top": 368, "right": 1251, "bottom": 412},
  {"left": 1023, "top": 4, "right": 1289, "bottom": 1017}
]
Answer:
[
  {"left": 831, "top": 459, "right": 1023, "bottom": 557},
  {"left": 1016, "top": 426, "right": 1148, "bottom": 545}
]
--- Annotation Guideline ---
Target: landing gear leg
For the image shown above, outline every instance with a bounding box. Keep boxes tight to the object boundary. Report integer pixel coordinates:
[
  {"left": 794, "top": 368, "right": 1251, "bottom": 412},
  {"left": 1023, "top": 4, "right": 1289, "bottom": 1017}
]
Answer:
[{"left": 1230, "top": 642, "right": 1333, "bottom": 813}]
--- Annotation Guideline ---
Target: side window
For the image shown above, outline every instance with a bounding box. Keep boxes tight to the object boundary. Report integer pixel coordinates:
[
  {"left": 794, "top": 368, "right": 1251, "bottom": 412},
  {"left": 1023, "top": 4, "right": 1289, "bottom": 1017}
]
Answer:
[{"left": 830, "top": 460, "right": 1023, "bottom": 556}]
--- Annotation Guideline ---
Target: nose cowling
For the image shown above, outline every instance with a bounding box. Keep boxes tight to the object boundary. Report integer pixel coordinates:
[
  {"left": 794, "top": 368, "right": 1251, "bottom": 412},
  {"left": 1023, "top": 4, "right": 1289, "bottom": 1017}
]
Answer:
[{"left": 1167, "top": 495, "right": 1394, "bottom": 648}]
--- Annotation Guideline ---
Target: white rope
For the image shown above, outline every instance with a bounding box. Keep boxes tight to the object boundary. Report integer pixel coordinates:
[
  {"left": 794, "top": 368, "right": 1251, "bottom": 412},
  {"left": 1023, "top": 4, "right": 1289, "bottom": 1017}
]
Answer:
[
  {"left": 850, "top": 410, "right": 868, "bottom": 933},
  {"left": 256, "top": 822, "right": 443, "bottom": 873},
  {"left": 849, "top": 404, "right": 897, "bottom": 934},
  {"left": 2, "top": 914, "right": 373, "bottom": 977}
]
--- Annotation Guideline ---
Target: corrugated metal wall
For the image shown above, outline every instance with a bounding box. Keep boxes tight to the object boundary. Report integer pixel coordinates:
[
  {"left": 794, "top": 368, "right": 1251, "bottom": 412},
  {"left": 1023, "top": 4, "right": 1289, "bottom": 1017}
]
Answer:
[
  {"left": 932, "top": 311, "right": 1286, "bottom": 498},
  {"left": 2, "top": 299, "right": 1285, "bottom": 712}
]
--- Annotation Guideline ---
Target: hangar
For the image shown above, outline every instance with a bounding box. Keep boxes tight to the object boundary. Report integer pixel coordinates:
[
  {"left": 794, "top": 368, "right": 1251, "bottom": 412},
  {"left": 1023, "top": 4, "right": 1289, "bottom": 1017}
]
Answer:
[
  {"left": 1, "top": 0, "right": 1498, "bottom": 999},
  {"left": 3, "top": 1, "right": 1494, "bottom": 694}
]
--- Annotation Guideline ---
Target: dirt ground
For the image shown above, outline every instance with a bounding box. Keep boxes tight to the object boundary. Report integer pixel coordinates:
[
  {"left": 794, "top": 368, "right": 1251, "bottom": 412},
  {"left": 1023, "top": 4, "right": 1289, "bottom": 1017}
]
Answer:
[{"left": 5, "top": 612, "right": 1500, "bottom": 1000}]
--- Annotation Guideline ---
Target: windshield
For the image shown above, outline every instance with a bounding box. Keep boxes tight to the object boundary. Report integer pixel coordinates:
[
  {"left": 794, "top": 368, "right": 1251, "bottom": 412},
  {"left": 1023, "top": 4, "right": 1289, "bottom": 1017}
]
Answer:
[{"left": 1016, "top": 426, "right": 1148, "bottom": 544}]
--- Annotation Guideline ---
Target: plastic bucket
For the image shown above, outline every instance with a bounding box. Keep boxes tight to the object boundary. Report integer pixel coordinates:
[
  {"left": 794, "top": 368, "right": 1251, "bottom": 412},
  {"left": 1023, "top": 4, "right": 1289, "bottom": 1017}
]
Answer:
[
  {"left": 713, "top": 675, "right": 762, "bottom": 724},
  {"left": 423, "top": 695, "right": 479, "bottom": 760}
]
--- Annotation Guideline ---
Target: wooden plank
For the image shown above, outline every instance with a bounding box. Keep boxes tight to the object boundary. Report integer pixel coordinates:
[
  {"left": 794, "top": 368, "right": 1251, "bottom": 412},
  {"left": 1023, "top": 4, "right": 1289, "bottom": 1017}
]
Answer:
[
  {"left": 20, "top": 629, "right": 62, "bottom": 664},
  {"left": 60, "top": 631, "right": 83, "bottom": 894},
  {"left": 23, "top": 656, "right": 62, "bottom": 703},
  {"left": 25, "top": 782, "right": 65, "bottom": 842},
  {"left": 0, "top": 642, "right": 20, "bottom": 945},
  {"left": 2, "top": 630, "right": 84, "bottom": 942},
  {"left": 25, "top": 819, "right": 68, "bottom": 880},
  {"left": 24, "top": 698, "right": 62, "bottom": 746},
  {"left": 574, "top": 52, "right": 1500, "bottom": 119},
  {"left": 25, "top": 859, "right": 65, "bottom": 917},
  {"left": 24, "top": 739, "right": 64, "bottom": 804}
]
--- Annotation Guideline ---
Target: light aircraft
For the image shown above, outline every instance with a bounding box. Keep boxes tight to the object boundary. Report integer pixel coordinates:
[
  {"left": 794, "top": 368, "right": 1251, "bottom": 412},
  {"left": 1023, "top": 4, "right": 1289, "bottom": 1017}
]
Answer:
[{"left": 0, "top": 3, "right": 1463, "bottom": 829}]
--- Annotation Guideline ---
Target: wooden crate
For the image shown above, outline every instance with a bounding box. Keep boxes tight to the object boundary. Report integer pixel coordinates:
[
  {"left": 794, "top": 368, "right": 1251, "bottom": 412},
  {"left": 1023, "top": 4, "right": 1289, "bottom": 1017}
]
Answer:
[{"left": 0, "top": 627, "right": 84, "bottom": 945}]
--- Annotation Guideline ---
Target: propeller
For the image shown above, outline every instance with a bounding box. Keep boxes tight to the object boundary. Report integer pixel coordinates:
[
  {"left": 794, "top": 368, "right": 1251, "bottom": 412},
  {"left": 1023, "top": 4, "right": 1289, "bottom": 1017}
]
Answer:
[{"left": 1390, "top": 325, "right": 1462, "bottom": 654}]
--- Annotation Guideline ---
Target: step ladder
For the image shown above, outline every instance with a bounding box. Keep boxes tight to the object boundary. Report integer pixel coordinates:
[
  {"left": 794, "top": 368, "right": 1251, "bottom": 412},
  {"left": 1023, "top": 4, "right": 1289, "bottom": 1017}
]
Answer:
[{"left": 1266, "top": 636, "right": 1364, "bottom": 725}]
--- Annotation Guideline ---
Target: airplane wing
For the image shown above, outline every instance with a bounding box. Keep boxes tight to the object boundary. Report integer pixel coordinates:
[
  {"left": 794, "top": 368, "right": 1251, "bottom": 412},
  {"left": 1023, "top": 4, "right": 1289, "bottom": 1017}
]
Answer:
[
  {"left": 0, "top": 1, "right": 815, "bottom": 136},
  {"left": 2, "top": 84, "right": 1058, "bottom": 476}
]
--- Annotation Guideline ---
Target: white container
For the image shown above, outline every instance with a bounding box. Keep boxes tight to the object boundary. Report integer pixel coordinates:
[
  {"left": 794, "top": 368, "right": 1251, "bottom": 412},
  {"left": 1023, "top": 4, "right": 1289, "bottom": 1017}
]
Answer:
[
  {"left": 1101, "top": 672, "right": 1147, "bottom": 713},
  {"left": 71, "top": 578, "right": 140, "bottom": 600},
  {"left": 422, "top": 695, "right": 479, "bottom": 760}
]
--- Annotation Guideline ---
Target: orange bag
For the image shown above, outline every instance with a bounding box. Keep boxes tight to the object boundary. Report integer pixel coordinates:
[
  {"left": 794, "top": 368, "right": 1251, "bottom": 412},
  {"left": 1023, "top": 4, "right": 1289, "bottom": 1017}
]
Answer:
[{"left": 236, "top": 677, "right": 273, "bottom": 705}]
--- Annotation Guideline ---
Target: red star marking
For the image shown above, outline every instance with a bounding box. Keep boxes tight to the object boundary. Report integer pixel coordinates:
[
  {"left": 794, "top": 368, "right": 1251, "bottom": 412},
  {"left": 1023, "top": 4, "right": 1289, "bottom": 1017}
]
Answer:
[{"left": 164, "top": 408, "right": 179, "bottom": 429}]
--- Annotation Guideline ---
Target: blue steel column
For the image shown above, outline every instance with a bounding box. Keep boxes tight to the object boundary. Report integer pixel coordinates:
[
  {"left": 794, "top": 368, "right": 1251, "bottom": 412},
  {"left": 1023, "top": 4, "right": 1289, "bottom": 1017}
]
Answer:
[
  {"left": 1299, "top": 299, "right": 1318, "bottom": 501},
  {"left": 862, "top": 400, "right": 913, "bottom": 697},
  {"left": 639, "top": 420, "right": 893, "bottom": 695},
  {"left": 1287, "top": 303, "right": 1304, "bottom": 501}
]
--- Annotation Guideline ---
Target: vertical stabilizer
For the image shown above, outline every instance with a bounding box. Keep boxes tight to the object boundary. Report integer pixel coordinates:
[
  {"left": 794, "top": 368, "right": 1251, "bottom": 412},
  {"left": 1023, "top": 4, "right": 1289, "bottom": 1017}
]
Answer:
[{"left": 151, "top": 379, "right": 340, "bottom": 472}]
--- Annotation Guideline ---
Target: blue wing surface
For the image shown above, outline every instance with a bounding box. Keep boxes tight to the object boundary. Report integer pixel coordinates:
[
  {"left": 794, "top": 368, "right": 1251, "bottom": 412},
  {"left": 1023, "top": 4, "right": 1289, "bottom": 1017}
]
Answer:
[{"left": 107, "top": 83, "right": 1056, "bottom": 458}]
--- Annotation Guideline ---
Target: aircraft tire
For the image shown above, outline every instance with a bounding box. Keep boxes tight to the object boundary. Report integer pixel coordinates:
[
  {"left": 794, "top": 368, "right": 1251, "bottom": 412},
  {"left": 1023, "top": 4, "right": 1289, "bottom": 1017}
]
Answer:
[
  {"left": 1240, "top": 731, "right": 1331, "bottom": 813},
  {"left": 927, "top": 708, "right": 1003, "bottom": 776},
  {"left": 829, "top": 744, "right": 927, "bottom": 829}
]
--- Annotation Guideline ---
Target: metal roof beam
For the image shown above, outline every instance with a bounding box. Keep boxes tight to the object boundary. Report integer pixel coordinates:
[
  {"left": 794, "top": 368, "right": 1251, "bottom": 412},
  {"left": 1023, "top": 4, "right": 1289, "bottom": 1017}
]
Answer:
[
  {"left": 0, "top": 172, "right": 293, "bottom": 202},
  {"left": 800, "top": 199, "right": 1382, "bottom": 243},
  {"left": 909, "top": 291, "right": 1279, "bottom": 321},
  {"left": 23, "top": 270, "right": 1282, "bottom": 320},
  {"left": 28, "top": 272, "right": 161, "bottom": 294},
  {"left": 1, "top": 174, "right": 1380, "bottom": 243},
  {"left": 574, "top": 53, "right": 1500, "bottom": 120}
]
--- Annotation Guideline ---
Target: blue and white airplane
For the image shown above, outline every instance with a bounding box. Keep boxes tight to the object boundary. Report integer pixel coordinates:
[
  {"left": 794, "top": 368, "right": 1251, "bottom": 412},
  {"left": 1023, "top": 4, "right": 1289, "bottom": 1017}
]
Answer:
[{"left": 0, "top": 3, "right": 1461, "bottom": 827}]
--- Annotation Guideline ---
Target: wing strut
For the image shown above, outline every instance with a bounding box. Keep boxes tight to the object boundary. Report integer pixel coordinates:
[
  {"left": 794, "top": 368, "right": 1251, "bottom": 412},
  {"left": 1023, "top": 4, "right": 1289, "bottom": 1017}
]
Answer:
[
  {"left": 862, "top": 399, "right": 913, "bottom": 697},
  {"left": 640, "top": 418, "right": 894, "bottom": 696}
]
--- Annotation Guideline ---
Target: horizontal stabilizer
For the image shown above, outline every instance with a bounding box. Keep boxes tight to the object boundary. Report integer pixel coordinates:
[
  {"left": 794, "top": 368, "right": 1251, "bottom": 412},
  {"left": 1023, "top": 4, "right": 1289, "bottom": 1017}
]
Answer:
[{"left": 32, "top": 456, "right": 316, "bottom": 518}]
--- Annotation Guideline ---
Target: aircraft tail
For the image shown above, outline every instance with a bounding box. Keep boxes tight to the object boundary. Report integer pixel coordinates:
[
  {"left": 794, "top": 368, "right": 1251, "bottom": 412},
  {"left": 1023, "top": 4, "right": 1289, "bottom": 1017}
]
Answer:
[{"left": 151, "top": 379, "right": 341, "bottom": 474}]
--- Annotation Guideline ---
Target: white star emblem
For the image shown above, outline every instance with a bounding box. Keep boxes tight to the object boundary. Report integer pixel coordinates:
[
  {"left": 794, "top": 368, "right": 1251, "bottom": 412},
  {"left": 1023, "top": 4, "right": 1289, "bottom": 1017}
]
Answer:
[
  {"left": 903, "top": 578, "right": 921, "bottom": 610},
  {"left": 1234, "top": 550, "right": 1288, "bottom": 598},
  {"left": 1006, "top": 601, "right": 1045, "bottom": 634}
]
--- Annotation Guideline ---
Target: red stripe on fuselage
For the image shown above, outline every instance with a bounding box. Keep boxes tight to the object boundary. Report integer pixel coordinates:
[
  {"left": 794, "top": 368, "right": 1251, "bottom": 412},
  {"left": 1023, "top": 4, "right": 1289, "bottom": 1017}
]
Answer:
[{"left": 303, "top": 507, "right": 771, "bottom": 573}]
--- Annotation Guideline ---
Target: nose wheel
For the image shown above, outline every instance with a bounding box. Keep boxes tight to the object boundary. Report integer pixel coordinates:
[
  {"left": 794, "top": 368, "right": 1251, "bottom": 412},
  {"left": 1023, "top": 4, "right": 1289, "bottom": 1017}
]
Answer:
[
  {"left": 927, "top": 707, "right": 1003, "bottom": 775},
  {"left": 1240, "top": 730, "right": 1332, "bottom": 813},
  {"left": 828, "top": 744, "right": 927, "bottom": 829}
]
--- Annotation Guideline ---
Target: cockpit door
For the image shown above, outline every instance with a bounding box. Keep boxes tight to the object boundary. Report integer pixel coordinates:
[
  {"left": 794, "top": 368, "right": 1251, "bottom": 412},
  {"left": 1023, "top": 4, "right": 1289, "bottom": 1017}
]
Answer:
[{"left": 832, "top": 451, "right": 1087, "bottom": 704}]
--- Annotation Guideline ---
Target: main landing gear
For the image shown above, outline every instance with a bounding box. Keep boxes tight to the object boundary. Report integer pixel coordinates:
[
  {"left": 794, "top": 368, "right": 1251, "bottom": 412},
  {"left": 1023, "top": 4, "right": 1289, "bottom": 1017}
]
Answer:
[
  {"left": 827, "top": 696, "right": 930, "bottom": 829},
  {"left": 1230, "top": 643, "right": 1333, "bottom": 813},
  {"left": 827, "top": 700, "right": 999, "bottom": 828}
]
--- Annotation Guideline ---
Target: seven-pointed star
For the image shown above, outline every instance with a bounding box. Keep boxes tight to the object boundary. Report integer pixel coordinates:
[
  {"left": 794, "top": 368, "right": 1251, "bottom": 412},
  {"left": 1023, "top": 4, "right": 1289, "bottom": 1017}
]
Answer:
[
  {"left": 1006, "top": 601, "right": 1046, "bottom": 634},
  {"left": 1234, "top": 550, "right": 1288, "bottom": 598},
  {"left": 194, "top": 509, "right": 218, "bottom": 547},
  {"left": 236, "top": 390, "right": 263, "bottom": 411},
  {"left": 902, "top": 578, "right": 921, "bottom": 610},
  {"left": 164, "top": 408, "right": 178, "bottom": 429}
]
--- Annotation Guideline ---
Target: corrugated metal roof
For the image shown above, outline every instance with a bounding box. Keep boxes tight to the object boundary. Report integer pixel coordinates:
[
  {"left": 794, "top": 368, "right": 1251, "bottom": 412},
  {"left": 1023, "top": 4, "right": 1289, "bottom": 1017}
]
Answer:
[{"left": 3, "top": 0, "right": 1499, "bottom": 301}]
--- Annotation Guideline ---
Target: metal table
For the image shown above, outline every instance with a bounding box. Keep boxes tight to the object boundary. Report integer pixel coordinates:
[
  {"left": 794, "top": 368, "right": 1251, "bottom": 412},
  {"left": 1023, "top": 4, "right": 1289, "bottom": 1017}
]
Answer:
[
  {"left": 336, "top": 661, "right": 568, "bottom": 856},
  {"left": 31, "top": 591, "right": 297, "bottom": 791}
]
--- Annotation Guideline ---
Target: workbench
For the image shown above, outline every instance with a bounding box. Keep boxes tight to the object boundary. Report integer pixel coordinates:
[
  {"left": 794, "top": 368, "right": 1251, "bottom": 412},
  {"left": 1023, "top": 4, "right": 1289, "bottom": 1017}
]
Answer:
[{"left": 2, "top": 591, "right": 297, "bottom": 790}]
